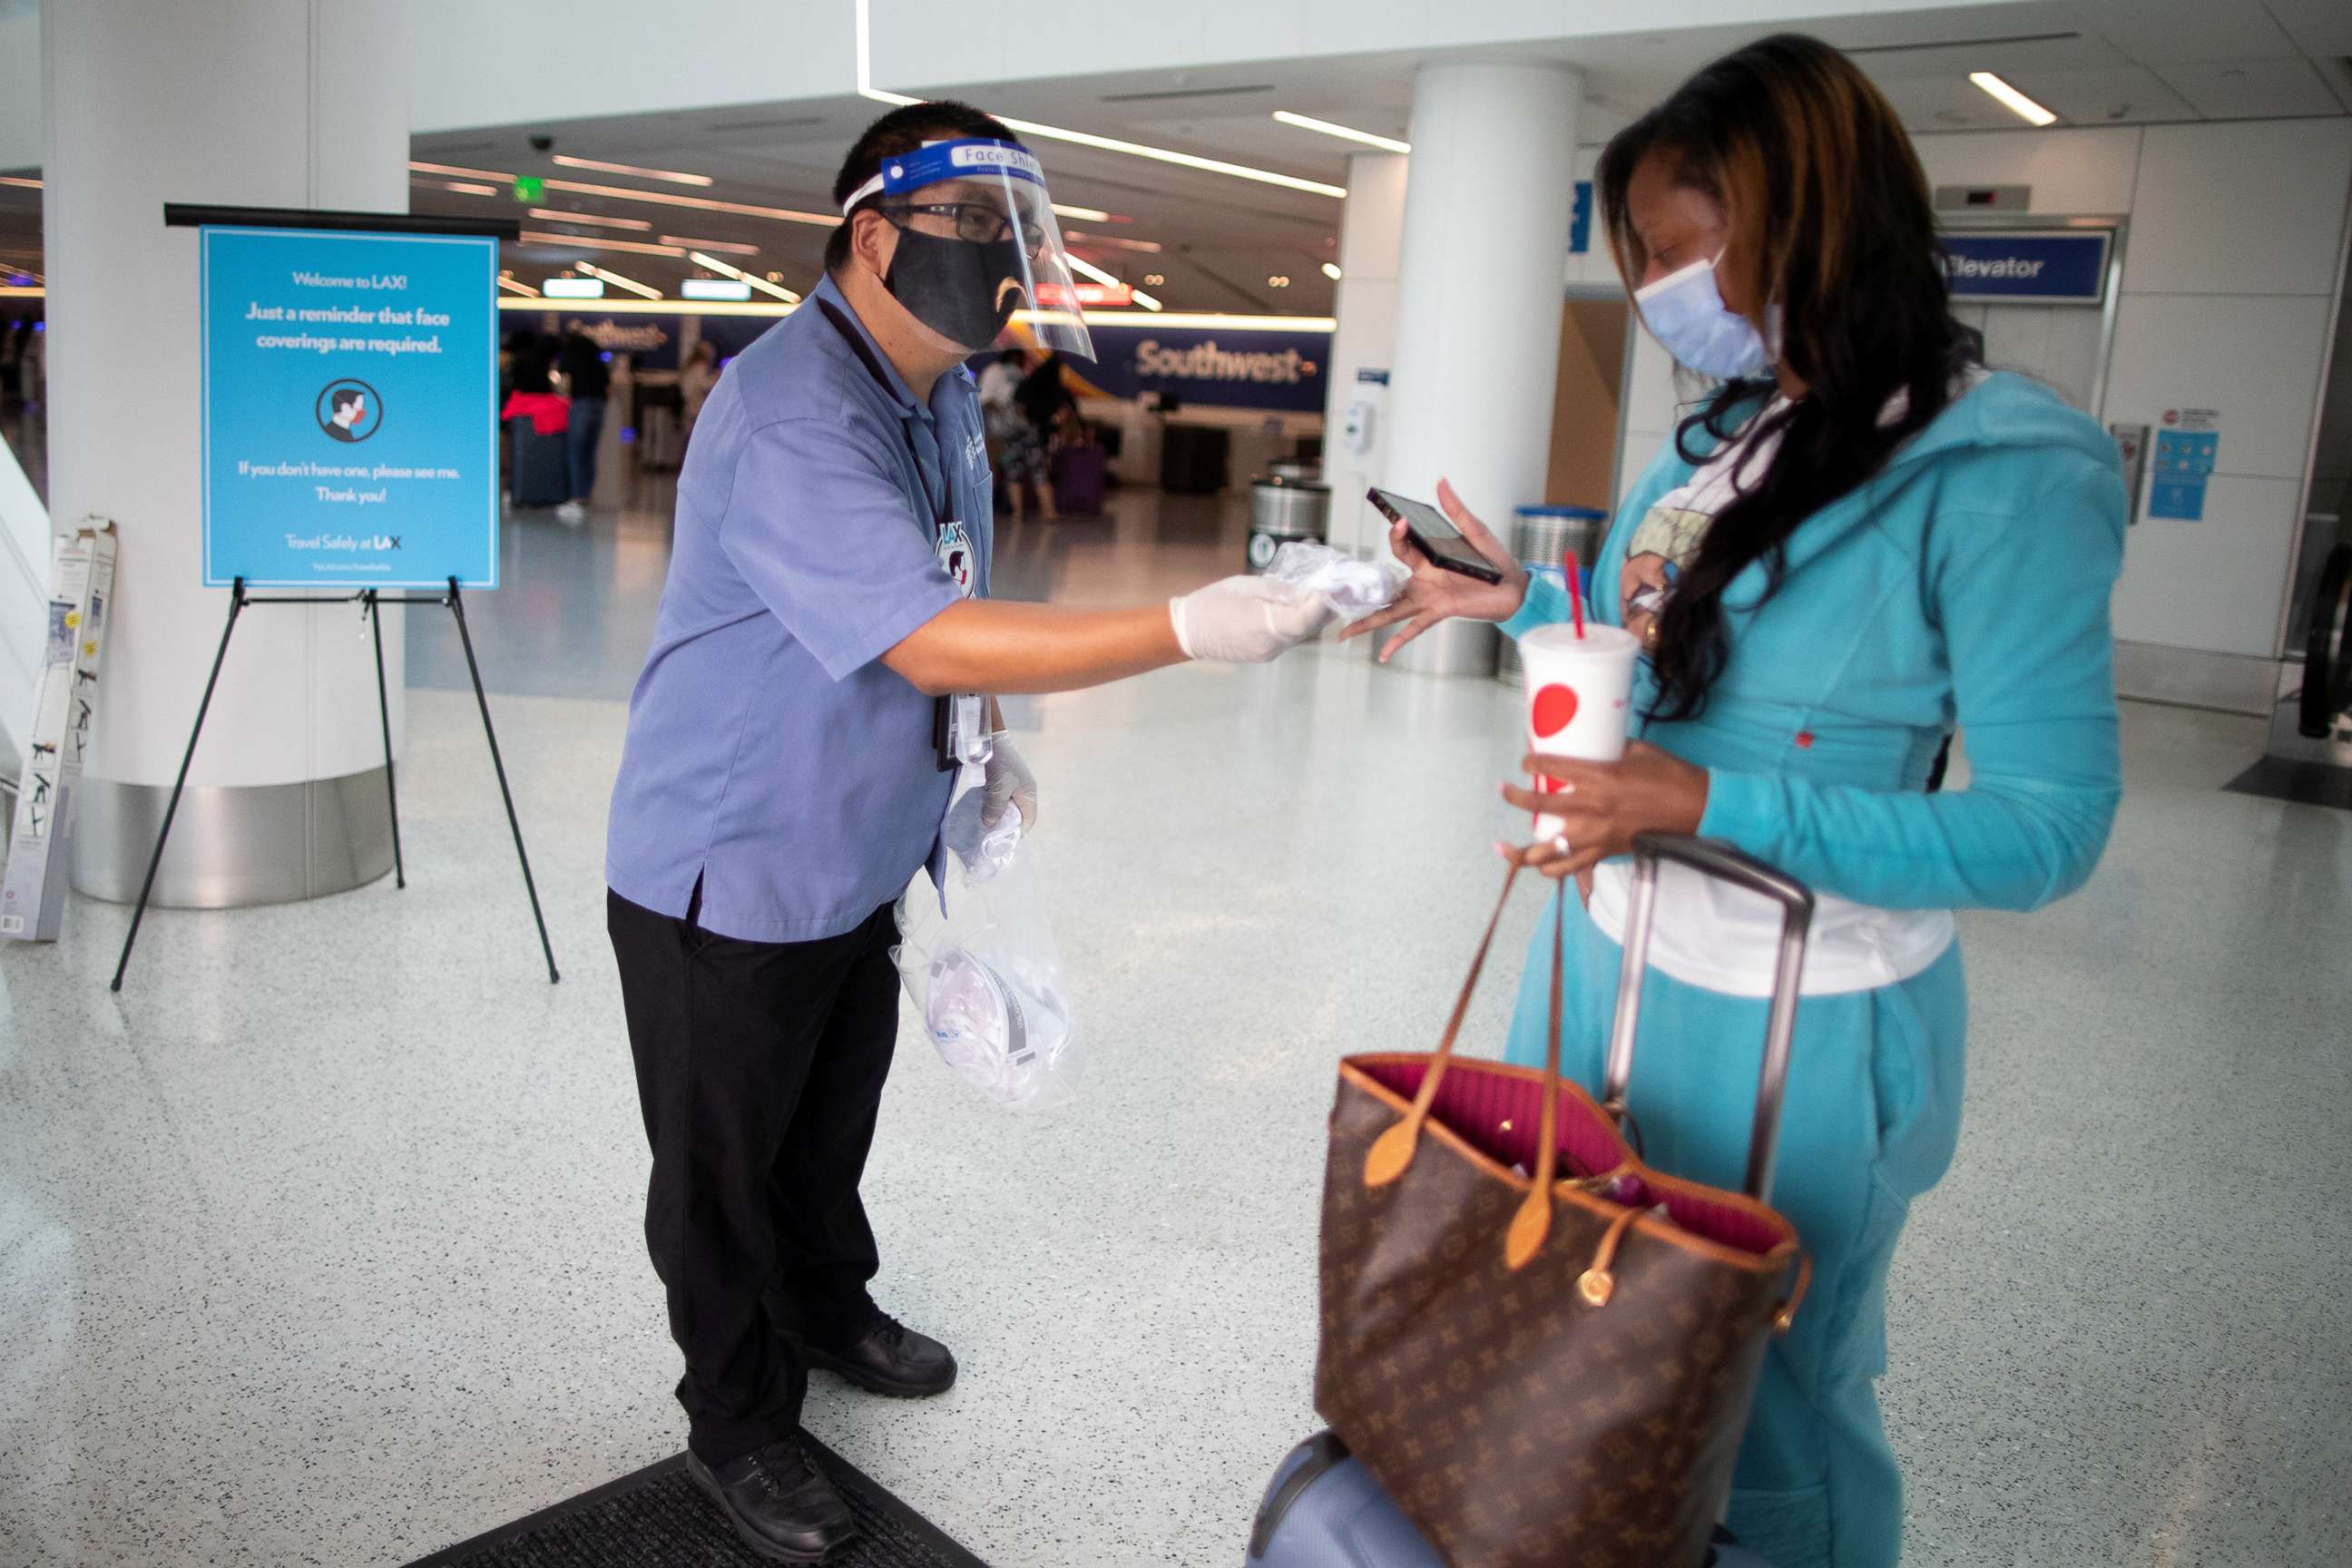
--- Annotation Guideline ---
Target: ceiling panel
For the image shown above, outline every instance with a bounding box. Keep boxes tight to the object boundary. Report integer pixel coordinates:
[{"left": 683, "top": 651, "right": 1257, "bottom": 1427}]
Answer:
[
  {"left": 2153, "top": 55, "right": 2345, "bottom": 119},
  {"left": 2005, "top": 64, "right": 2199, "bottom": 124},
  {"left": 2087, "top": 0, "right": 2298, "bottom": 67},
  {"left": 2257, "top": 0, "right": 2352, "bottom": 58}
]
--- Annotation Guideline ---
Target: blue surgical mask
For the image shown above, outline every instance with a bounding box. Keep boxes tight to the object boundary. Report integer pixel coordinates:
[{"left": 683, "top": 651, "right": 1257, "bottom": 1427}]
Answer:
[{"left": 1635, "top": 254, "right": 1774, "bottom": 380}]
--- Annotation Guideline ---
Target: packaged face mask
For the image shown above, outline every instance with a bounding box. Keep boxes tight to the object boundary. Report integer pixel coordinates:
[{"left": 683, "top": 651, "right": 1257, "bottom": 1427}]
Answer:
[{"left": 925, "top": 947, "right": 1073, "bottom": 1105}]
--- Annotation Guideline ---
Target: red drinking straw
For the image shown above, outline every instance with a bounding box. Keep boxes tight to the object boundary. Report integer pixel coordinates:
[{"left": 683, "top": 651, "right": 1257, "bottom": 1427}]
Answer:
[{"left": 1564, "top": 548, "right": 1587, "bottom": 640}]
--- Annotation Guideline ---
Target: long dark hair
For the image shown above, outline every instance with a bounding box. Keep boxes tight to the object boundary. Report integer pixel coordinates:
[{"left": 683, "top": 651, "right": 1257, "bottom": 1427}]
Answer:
[{"left": 1596, "top": 34, "right": 1976, "bottom": 721}]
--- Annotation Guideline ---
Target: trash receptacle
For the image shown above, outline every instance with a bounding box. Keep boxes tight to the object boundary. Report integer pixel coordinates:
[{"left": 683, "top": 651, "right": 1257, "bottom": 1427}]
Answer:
[
  {"left": 1248, "top": 479, "right": 1328, "bottom": 573},
  {"left": 1268, "top": 458, "right": 1322, "bottom": 485},
  {"left": 1498, "top": 505, "right": 1610, "bottom": 686}
]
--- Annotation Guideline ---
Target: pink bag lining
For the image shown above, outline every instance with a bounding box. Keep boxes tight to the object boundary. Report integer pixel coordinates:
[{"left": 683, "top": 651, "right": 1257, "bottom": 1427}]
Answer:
[{"left": 1358, "top": 1057, "right": 1789, "bottom": 1259}]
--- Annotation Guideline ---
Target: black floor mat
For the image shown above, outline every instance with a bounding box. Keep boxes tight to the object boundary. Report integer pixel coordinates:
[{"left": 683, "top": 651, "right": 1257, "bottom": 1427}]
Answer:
[
  {"left": 2223, "top": 755, "right": 2352, "bottom": 811},
  {"left": 405, "top": 1435, "right": 990, "bottom": 1568}
]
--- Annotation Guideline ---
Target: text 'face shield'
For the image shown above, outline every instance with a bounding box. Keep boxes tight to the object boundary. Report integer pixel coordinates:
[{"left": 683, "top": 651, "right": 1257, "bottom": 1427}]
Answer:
[{"left": 845, "top": 139, "right": 1095, "bottom": 361}]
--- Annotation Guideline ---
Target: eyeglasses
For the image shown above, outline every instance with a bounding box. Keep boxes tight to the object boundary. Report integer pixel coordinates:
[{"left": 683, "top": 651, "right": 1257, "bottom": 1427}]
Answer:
[{"left": 880, "top": 201, "right": 1043, "bottom": 256}]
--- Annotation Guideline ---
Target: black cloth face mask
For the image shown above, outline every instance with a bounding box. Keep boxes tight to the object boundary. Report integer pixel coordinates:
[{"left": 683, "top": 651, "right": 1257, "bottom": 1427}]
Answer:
[{"left": 884, "top": 224, "right": 1027, "bottom": 351}]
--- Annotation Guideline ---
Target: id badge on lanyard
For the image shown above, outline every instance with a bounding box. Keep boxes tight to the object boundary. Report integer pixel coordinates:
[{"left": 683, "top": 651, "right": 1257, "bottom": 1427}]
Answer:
[{"left": 932, "top": 516, "right": 990, "bottom": 774}]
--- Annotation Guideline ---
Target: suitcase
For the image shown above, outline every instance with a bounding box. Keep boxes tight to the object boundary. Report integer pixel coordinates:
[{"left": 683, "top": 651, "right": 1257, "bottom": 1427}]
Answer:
[
  {"left": 1051, "top": 442, "right": 1107, "bottom": 515},
  {"left": 1246, "top": 1430, "right": 1777, "bottom": 1567},
  {"left": 507, "top": 416, "right": 569, "bottom": 508},
  {"left": 1250, "top": 836, "right": 1814, "bottom": 1568}
]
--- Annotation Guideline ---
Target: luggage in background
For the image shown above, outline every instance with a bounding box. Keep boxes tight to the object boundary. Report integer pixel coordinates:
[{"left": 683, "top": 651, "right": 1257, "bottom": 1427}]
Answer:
[
  {"left": 1051, "top": 441, "right": 1107, "bottom": 516},
  {"left": 507, "top": 416, "right": 569, "bottom": 508}
]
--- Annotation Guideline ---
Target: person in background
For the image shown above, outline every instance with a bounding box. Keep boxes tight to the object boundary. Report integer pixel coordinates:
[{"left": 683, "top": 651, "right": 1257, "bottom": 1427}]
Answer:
[
  {"left": 604, "top": 99, "right": 1336, "bottom": 1563},
  {"left": 984, "top": 348, "right": 1050, "bottom": 522},
  {"left": 679, "top": 340, "right": 719, "bottom": 453},
  {"left": 557, "top": 330, "right": 611, "bottom": 524},
  {"left": 1347, "top": 34, "right": 2125, "bottom": 1568}
]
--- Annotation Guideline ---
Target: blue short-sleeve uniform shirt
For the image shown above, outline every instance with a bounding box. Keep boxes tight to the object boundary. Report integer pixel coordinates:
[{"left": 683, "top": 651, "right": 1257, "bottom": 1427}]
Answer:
[{"left": 605, "top": 273, "right": 993, "bottom": 941}]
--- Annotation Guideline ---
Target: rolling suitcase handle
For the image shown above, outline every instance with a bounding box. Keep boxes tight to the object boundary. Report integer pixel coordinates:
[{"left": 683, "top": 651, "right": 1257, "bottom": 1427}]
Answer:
[{"left": 1602, "top": 833, "right": 1815, "bottom": 1203}]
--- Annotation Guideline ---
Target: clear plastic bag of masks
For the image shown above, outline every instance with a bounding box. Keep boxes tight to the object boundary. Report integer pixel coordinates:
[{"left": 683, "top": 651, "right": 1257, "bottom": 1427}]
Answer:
[
  {"left": 894, "top": 782, "right": 1081, "bottom": 1111},
  {"left": 1262, "top": 540, "right": 1407, "bottom": 626}
]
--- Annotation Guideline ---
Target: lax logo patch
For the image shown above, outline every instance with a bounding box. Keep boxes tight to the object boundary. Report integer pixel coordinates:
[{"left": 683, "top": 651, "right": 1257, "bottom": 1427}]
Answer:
[{"left": 936, "top": 520, "right": 977, "bottom": 597}]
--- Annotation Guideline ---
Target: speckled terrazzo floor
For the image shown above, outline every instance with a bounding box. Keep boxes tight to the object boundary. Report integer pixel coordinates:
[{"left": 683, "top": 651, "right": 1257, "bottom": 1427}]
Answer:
[{"left": 4, "top": 498, "right": 2348, "bottom": 1567}]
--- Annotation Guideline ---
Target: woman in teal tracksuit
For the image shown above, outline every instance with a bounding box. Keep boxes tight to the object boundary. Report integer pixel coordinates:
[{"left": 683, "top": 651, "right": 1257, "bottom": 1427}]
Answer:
[{"left": 1347, "top": 35, "right": 2126, "bottom": 1568}]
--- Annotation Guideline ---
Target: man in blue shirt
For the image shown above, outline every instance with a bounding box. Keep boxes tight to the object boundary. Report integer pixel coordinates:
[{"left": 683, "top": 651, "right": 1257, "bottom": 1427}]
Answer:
[{"left": 606, "top": 101, "right": 1332, "bottom": 1562}]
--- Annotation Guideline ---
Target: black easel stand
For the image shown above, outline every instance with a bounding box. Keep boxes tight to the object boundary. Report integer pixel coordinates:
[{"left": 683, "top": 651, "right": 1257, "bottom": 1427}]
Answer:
[{"left": 109, "top": 575, "right": 559, "bottom": 992}]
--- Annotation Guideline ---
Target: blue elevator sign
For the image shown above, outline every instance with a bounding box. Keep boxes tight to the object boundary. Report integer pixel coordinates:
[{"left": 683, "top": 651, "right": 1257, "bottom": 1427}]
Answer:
[{"left": 1943, "top": 230, "right": 2112, "bottom": 305}]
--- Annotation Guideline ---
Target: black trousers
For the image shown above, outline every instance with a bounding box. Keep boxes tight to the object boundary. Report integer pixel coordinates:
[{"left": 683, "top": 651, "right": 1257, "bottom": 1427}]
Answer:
[{"left": 608, "top": 886, "right": 903, "bottom": 1465}]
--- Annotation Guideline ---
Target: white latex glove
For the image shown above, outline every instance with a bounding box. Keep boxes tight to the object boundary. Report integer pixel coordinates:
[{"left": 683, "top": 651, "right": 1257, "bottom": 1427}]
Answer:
[
  {"left": 981, "top": 732, "right": 1038, "bottom": 831},
  {"left": 1169, "top": 574, "right": 1338, "bottom": 663}
]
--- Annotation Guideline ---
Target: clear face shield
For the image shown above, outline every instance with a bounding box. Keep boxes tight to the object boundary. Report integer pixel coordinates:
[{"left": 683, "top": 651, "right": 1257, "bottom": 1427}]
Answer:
[{"left": 842, "top": 138, "right": 1096, "bottom": 361}]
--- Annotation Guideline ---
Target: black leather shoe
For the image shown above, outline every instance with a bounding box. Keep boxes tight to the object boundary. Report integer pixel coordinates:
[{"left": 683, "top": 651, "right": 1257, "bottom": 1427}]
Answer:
[
  {"left": 686, "top": 1439, "right": 858, "bottom": 1563},
  {"left": 799, "top": 1307, "right": 958, "bottom": 1398}
]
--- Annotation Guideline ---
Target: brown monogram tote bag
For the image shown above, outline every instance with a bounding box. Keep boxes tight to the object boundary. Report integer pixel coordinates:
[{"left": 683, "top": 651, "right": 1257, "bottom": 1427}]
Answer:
[{"left": 1315, "top": 836, "right": 1816, "bottom": 1568}]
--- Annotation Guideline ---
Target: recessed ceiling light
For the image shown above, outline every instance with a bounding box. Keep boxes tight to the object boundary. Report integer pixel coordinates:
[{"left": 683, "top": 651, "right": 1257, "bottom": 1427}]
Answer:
[
  {"left": 1143, "top": 273, "right": 1166, "bottom": 287},
  {"left": 1272, "top": 111, "right": 1410, "bottom": 155},
  {"left": 543, "top": 276, "right": 605, "bottom": 299},
  {"left": 1321, "top": 262, "right": 1342, "bottom": 281},
  {"left": 1968, "top": 72, "right": 2057, "bottom": 126},
  {"left": 418, "top": 179, "right": 503, "bottom": 198},
  {"left": 551, "top": 155, "right": 713, "bottom": 187},
  {"left": 1052, "top": 203, "right": 1113, "bottom": 223},
  {"left": 0, "top": 176, "right": 44, "bottom": 190}
]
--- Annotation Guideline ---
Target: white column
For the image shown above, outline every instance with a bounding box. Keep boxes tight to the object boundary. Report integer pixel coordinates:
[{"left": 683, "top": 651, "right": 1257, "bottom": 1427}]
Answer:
[
  {"left": 1319, "top": 152, "right": 1408, "bottom": 562},
  {"left": 44, "top": 0, "right": 412, "bottom": 906},
  {"left": 1382, "top": 62, "right": 1582, "bottom": 676}
]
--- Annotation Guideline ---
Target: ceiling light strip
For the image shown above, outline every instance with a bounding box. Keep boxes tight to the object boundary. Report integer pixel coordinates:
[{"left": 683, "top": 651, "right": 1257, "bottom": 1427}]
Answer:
[
  {"left": 496, "top": 276, "right": 542, "bottom": 297},
  {"left": 541, "top": 177, "right": 836, "bottom": 226},
  {"left": 551, "top": 154, "right": 713, "bottom": 187},
  {"left": 1968, "top": 72, "right": 2058, "bottom": 126},
  {"left": 1271, "top": 111, "right": 1411, "bottom": 155},
  {"left": 518, "top": 230, "right": 687, "bottom": 258},
  {"left": 691, "top": 250, "right": 800, "bottom": 302},
  {"left": 527, "top": 207, "right": 652, "bottom": 231},
  {"left": 577, "top": 262, "right": 663, "bottom": 300},
  {"left": 660, "top": 235, "right": 760, "bottom": 256},
  {"left": 409, "top": 159, "right": 515, "bottom": 182}
]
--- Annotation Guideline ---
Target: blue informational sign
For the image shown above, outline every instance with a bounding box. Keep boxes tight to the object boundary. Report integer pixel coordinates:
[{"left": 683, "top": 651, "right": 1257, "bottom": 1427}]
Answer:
[
  {"left": 2148, "top": 426, "right": 2219, "bottom": 522},
  {"left": 201, "top": 226, "right": 499, "bottom": 588},
  {"left": 1570, "top": 180, "right": 1593, "bottom": 255},
  {"left": 1076, "top": 324, "right": 1329, "bottom": 413},
  {"left": 1942, "top": 230, "right": 2112, "bottom": 304}
]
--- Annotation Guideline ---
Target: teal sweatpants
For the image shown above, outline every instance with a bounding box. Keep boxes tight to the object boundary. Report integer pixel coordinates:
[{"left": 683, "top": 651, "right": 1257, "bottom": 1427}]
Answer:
[{"left": 1502, "top": 894, "right": 1967, "bottom": 1568}]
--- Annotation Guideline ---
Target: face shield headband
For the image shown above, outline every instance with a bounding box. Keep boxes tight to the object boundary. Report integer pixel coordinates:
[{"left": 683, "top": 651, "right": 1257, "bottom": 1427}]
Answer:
[{"left": 842, "top": 138, "right": 1095, "bottom": 360}]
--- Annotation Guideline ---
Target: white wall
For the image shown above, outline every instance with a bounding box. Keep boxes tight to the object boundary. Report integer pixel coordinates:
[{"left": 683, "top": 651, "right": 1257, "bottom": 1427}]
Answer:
[
  {"left": 2095, "top": 120, "right": 2352, "bottom": 666},
  {"left": 0, "top": 12, "right": 37, "bottom": 172}
]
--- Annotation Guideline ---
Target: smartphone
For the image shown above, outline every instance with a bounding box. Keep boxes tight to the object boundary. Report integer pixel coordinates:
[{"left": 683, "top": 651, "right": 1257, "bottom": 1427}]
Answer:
[{"left": 1367, "top": 487, "right": 1504, "bottom": 585}]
